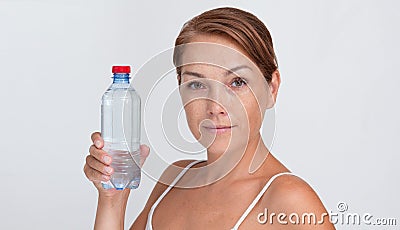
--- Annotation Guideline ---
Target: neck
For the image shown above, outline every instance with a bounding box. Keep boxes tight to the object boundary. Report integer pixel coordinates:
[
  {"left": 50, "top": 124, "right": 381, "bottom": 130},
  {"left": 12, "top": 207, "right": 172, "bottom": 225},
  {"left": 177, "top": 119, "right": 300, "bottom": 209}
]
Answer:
[{"left": 202, "top": 133, "right": 270, "bottom": 185}]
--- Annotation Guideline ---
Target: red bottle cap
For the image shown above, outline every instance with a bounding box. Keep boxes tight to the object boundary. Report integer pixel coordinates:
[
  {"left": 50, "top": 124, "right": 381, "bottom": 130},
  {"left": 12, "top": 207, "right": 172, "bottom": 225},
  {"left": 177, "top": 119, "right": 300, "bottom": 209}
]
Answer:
[{"left": 112, "top": 66, "right": 131, "bottom": 73}]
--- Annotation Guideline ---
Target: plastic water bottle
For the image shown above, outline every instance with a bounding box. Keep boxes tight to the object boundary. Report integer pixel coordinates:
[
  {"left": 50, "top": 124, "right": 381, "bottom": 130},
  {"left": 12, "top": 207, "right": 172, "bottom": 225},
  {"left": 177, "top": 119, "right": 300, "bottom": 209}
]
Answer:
[{"left": 101, "top": 66, "right": 141, "bottom": 190}]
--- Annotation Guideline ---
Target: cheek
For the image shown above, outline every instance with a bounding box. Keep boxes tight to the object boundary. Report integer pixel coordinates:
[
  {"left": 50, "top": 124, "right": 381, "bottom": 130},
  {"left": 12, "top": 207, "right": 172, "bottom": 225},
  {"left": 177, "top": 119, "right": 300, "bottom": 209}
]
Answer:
[
  {"left": 184, "top": 101, "right": 203, "bottom": 137},
  {"left": 241, "top": 93, "right": 263, "bottom": 131}
]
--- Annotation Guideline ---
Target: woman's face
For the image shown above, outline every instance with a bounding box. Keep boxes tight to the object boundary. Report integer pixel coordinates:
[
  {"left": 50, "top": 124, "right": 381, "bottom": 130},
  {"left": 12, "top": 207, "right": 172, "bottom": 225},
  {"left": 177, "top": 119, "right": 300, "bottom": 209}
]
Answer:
[{"left": 178, "top": 34, "right": 274, "bottom": 155}]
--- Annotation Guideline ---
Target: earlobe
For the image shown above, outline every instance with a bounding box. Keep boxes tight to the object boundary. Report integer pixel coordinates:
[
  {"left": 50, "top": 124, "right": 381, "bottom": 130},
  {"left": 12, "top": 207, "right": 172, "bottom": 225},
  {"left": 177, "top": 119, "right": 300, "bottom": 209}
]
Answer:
[
  {"left": 271, "top": 70, "right": 281, "bottom": 97},
  {"left": 266, "top": 70, "right": 281, "bottom": 109},
  {"left": 270, "top": 69, "right": 281, "bottom": 96}
]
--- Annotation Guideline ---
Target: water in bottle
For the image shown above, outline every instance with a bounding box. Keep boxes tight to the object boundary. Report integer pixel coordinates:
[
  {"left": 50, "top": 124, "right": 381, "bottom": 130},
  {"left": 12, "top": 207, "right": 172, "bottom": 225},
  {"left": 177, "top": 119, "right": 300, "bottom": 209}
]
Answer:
[{"left": 101, "top": 66, "right": 141, "bottom": 190}]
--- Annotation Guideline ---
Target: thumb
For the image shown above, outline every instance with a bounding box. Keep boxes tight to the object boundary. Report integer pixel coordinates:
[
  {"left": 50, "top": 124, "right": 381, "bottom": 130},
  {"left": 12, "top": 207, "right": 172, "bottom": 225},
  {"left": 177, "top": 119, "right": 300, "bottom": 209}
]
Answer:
[{"left": 139, "top": 144, "right": 150, "bottom": 167}]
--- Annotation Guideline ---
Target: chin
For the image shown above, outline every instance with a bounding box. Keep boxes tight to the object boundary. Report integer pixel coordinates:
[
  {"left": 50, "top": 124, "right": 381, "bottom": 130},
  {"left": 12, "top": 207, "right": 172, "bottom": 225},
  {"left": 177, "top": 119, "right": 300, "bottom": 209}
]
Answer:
[
  {"left": 205, "top": 138, "right": 234, "bottom": 153},
  {"left": 206, "top": 145, "right": 229, "bottom": 156}
]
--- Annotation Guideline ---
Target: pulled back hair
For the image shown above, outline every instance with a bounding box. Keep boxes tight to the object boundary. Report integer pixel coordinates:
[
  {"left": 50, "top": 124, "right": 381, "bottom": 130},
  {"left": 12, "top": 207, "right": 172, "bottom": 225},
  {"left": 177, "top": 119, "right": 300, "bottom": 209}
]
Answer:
[{"left": 173, "top": 7, "right": 278, "bottom": 84}]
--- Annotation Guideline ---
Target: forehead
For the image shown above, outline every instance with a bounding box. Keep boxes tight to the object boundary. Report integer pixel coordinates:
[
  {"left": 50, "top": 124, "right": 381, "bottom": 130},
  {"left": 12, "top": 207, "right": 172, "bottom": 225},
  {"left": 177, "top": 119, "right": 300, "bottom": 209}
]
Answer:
[
  {"left": 187, "top": 33, "right": 246, "bottom": 52},
  {"left": 177, "top": 35, "right": 257, "bottom": 72},
  {"left": 180, "top": 63, "right": 250, "bottom": 78}
]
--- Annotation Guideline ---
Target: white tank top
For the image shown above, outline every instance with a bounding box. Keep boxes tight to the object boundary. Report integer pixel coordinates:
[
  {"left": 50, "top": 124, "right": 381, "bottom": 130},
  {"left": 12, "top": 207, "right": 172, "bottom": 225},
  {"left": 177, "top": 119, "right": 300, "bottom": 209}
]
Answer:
[{"left": 145, "top": 160, "right": 295, "bottom": 230}]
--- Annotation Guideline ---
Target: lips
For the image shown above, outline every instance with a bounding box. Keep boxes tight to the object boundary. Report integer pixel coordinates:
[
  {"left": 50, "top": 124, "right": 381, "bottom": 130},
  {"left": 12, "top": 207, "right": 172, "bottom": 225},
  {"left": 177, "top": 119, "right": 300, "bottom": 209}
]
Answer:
[{"left": 202, "top": 125, "right": 236, "bottom": 134}]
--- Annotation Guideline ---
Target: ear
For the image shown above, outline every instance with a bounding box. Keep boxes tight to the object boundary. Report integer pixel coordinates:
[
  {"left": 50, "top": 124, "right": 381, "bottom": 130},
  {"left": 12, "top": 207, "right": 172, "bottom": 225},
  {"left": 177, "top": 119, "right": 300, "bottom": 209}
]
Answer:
[{"left": 266, "top": 69, "right": 281, "bottom": 109}]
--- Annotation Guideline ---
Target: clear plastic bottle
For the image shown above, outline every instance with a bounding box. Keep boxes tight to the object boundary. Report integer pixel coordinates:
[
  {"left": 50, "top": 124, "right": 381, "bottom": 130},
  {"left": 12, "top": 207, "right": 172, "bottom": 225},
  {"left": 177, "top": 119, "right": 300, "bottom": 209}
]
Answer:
[{"left": 101, "top": 66, "right": 141, "bottom": 190}]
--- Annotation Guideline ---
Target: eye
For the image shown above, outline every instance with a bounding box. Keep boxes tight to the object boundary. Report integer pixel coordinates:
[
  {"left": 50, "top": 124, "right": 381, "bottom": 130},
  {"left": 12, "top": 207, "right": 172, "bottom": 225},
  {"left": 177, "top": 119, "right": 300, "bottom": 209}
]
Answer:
[
  {"left": 187, "top": 81, "right": 206, "bottom": 90},
  {"left": 230, "top": 77, "right": 247, "bottom": 88}
]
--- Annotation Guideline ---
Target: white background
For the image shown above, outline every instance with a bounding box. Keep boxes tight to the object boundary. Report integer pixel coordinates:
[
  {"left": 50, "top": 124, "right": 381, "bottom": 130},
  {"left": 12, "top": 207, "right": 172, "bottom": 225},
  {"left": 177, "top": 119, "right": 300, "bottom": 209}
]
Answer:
[{"left": 0, "top": 0, "right": 399, "bottom": 229}]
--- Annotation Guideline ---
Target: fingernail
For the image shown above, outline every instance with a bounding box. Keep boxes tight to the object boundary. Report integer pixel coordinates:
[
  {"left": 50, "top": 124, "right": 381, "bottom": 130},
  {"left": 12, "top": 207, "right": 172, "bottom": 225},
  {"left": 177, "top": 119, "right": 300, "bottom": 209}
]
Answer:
[
  {"left": 103, "top": 156, "right": 111, "bottom": 164},
  {"left": 102, "top": 175, "right": 110, "bottom": 181},
  {"left": 105, "top": 167, "right": 112, "bottom": 174},
  {"left": 95, "top": 140, "right": 101, "bottom": 148}
]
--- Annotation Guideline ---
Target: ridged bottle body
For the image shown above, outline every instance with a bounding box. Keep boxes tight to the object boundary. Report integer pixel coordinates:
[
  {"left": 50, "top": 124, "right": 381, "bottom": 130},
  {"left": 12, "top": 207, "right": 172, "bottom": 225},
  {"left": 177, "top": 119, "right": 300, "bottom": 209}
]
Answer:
[{"left": 101, "top": 72, "right": 141, "bottom": 190}]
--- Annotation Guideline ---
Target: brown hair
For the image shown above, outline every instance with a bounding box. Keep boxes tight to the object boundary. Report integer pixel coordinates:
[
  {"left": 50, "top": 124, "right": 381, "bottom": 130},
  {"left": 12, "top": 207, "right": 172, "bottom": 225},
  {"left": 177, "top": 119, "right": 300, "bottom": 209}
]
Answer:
[{"left": 173, "top": 7, "right": 278, "bottom": 84}]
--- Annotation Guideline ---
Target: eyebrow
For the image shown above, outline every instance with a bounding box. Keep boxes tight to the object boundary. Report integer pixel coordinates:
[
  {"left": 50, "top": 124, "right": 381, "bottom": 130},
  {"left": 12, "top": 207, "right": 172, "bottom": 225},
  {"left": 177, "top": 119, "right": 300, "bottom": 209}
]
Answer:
[{"left": 181, "top": 65, "right": 252, "bottom": 78}]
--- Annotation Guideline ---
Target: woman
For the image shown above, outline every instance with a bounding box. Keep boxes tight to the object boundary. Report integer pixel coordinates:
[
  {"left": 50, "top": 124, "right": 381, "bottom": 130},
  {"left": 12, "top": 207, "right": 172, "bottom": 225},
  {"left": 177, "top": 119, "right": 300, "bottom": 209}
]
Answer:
[{"left": 84, "top": 7, "right": 335, "bottom": 229}]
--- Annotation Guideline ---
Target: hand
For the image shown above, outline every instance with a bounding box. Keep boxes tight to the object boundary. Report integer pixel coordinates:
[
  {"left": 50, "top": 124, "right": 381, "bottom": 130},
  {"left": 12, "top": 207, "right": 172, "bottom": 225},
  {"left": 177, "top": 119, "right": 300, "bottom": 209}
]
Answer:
[{"left": 83, "top": 132, "right": 150, "bottom": 197}]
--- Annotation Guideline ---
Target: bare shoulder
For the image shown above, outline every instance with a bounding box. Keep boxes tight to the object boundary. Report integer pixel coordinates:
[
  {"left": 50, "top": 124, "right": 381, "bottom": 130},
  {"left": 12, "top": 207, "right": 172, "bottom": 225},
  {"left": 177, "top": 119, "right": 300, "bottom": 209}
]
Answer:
[
  {"left": 129, "top": 159, "right": 199, "bottom": 229},
  {"left": 144, "top": 159, "right": 200, "bottom": 208},
  {"left": 266, "top": 174, "right": 321, "bottom": 207},
  {"left": 261, "top": 173, "right": 335, "bottom": 229},
  {"left": 158, "top": 159, "right": 201, "bottom": 185}
]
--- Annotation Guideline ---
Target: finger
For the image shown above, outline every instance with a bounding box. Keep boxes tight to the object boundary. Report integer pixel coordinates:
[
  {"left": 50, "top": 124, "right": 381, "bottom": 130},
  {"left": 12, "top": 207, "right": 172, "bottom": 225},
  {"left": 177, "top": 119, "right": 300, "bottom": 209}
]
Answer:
[
  {"left": 83, "top": 163, "right": 110, "bottom": 182},
  {"left": 86, "top": 155, "right": 114, "bottom": 176},
  {"left": 91, "top": 132, "right": 104, "bottom": 149},
  {"left": 89, "top": 145, "right": 112, "bottom": 165},
  {"left": 139, "top": 144, "right": 150, "bottom": 167}
]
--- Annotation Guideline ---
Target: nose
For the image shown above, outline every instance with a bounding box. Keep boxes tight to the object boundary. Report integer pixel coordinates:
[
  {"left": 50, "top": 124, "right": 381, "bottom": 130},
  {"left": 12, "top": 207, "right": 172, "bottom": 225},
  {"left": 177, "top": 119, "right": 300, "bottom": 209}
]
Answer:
[
  {"left": 206, "top": 83, "right": 230, "bottom": 117},
  {"left": 207, "top": 99, "right": 228, "bottom": 117}
]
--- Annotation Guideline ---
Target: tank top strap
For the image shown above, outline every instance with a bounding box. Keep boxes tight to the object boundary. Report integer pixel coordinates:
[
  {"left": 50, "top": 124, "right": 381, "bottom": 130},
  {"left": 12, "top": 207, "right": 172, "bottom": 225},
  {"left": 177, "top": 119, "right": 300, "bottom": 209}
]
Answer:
[
  {"left": 231, "top": 172, "right": 295, "bottom": 230},
  {"left": 146, "top": 159, "right": 205, "bottom": 230}
]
